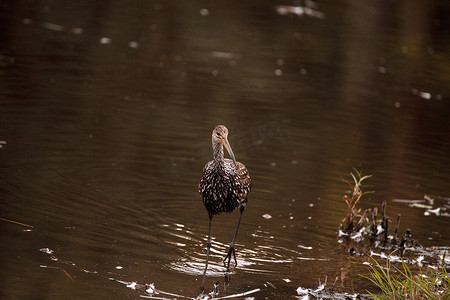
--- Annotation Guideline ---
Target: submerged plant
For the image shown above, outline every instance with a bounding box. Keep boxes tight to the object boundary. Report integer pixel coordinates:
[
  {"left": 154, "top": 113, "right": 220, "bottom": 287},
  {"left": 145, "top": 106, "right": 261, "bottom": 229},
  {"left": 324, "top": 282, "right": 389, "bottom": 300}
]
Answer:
[{"left": 362, "top": 253, "right": 450, "bottom": 299}]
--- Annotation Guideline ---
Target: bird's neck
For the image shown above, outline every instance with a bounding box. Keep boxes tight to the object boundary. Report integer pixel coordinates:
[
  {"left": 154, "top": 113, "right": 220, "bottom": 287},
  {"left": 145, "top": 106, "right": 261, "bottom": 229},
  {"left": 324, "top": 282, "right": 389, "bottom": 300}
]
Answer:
[{"left": 213, "top": 142, "right": 225, "bottom": 167}]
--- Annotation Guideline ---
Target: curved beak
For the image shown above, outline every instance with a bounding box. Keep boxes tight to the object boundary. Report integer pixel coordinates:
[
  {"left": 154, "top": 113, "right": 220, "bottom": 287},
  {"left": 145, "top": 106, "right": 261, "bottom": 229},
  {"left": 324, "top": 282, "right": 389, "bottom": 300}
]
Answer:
[{"left": 221, "top": 137, "right": 236, "bottom": 166}]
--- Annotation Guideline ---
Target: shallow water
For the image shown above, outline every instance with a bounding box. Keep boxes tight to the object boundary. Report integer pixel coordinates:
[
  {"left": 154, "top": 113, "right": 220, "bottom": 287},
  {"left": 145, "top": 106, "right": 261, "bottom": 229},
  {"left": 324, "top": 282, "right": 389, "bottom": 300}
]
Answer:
[{"left": 1, "top": 1, "right": 449, "bottom": 298}]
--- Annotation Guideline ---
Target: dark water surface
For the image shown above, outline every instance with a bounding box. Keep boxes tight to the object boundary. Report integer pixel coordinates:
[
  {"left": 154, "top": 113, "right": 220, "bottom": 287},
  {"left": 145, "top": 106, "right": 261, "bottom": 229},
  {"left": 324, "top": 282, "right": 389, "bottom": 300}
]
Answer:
[{"left": 1, "top": 1, "right": 449, "bottom": 299}]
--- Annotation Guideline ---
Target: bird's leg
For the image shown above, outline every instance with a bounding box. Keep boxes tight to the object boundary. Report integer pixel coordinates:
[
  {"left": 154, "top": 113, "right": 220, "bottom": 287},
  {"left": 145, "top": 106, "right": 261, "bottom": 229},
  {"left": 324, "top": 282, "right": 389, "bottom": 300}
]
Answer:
[
  {"left": 224, "top": 204, "right": 245, "bottom": 269},
  {"left": 201, "top": 215, "right": 213, "bottom": 291}
]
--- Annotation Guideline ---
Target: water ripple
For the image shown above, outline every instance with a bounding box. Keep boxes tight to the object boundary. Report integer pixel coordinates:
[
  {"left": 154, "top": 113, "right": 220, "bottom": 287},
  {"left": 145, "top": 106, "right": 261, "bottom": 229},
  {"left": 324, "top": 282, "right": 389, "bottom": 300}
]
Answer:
[{"left": 159, "top": 221, "right": 327, "bottom": 276}]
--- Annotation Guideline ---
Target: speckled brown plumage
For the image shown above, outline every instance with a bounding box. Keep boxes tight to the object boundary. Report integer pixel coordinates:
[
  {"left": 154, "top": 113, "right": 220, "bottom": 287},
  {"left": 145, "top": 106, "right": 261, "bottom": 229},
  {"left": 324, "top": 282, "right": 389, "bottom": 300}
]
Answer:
[
  {"left": 199, "top": 125, "right": 251, "bottom": 216},
  {"left": 200, "top": 159, "right": 251, "bottom": 216},
  {"left": 199, "top": 125, "right": 251, "bottom": 290}
]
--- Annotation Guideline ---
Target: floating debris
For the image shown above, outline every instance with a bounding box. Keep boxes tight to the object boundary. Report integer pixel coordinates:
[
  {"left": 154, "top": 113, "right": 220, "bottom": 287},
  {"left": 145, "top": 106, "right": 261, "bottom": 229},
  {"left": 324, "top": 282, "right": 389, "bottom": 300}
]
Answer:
[
  {"left": 395, "top": 194, "right": 449, "bottom": 217},
  {"left": 425, "top": 207, "right": 441, "bottom": 216},
  {"left": 0, "top": 140, "right": 6, "bottom": 148},
  {"left": 126, "top": 281, "right": 137, "bottom": 289},
  {"left": 210, "top": 51, "right": 241, "bottom": 59},
  {"left": 417, "top": 255, "right": 425, "bottom": 267},
  {"left": 214, "top": 288, "right": 260, "bottom": 299},
  {"left": 275, "top": 5, "right": 325, "bottom": 19},
  {"left": 424, "top": 194, "right": 435, "bottom": 204},
  {"left": 145, "top": 283, "right": 155, "bottom": 294},
  {"left": 22, "top": 18, "right": 84, "bottom": 35},
  {"left": 420, "top": 92, "right": 432, "bottom": 100},
  {"left": 412, "top": 89, "right": 433, "bottom": 100},
  {"left": 262, "top": 214, "right": 272, "bottom": 219},
  {"left": 42, "top": 22, "right": 64, "bottom": 32},
  {"left": 99, "top": 37, "right": 112, "bottom": 44},
  {"left": 265, "top": 281, "right": 277, "bottom": 289},
  {"left": 125, "top": 282, "right": 154, "bottom": 294},
  {"left": 392, "top": 199, "right": 425, "bottom": 204},
  {"left": 39, "top": 248, "right": 54, "bottom": 255},
  {"left": 128, "top": 41, "right": 139, "bottom": 49},
  {"left": 40, "top": 265, "right": 74, "bottom": 281},
  {"left": 116, "top": 266, "right": 123, "bottom": 270},
  {"left": 72, "top": 27, "right": 83, "bottom": 34},
  {"left": 119, "top": 280, "right": 162, "bottom": 296},
  {"left": 200, "top": 8, "right": 209, "bottom": 16},
  {"left": 296, "top": 286, "right": 308, "bottom": 295},
  {"left": 0, "top": 216, "right": 33, "bottom": 228},
  {"left": 295, "top": 283, "right": 372, "bottom": 299},
  {"left": 370, "top": 251, "right": 401, "bottom": 263},
  {"left": 410, "top": 203, "right": 433, "bottom": 209}
]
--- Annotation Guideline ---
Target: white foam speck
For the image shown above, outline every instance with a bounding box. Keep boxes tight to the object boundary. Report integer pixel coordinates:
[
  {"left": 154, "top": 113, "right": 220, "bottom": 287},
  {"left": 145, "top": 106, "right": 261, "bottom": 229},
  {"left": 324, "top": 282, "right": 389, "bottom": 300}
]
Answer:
[
  {"left": 99, "top": 37, "right": 112, "bottom": 44},
  {"left": 128, "top": 41, "right": 139, "bottom": 49}
]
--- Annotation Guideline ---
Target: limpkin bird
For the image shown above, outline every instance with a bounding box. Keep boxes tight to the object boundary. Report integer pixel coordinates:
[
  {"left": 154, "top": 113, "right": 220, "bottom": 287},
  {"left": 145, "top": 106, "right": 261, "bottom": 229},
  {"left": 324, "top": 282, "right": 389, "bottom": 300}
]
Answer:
[{"left": 199, "top": 125, "right": 251, "bottom": 287}]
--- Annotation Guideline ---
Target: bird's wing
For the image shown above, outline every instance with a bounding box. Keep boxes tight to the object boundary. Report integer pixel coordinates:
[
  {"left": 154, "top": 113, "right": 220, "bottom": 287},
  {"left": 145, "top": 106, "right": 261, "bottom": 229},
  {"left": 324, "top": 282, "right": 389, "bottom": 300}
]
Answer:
[{"left": 236, "top": 161, "right": 251, "bottom": 202}]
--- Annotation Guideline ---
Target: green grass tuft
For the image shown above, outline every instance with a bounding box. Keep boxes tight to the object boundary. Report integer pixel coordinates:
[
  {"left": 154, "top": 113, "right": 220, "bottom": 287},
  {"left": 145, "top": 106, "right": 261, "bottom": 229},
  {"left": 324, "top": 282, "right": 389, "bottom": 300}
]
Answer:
[{"left": 362, "top": 253, "right": 450, "bottom": 299}]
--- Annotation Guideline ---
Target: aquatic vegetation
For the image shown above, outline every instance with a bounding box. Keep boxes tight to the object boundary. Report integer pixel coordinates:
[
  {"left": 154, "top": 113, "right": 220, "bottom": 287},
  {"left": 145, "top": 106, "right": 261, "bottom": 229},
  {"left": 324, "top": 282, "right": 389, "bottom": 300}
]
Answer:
[
  {"left": 340, "top": 168, "right": 374, "bottom": 235},
  {"left": 337, "top": 170, "right": 450, "bottom": 298},
  {"left": 338, "top": 170, "right": 421, "bottom": 255},
  {"left": 362, "top": 254, "right": 450, "bottom": 299}
]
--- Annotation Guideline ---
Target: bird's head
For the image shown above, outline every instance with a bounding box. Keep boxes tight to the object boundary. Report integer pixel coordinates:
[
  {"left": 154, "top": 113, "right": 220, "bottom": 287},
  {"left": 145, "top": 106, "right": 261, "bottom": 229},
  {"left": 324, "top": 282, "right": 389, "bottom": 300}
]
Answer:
[{"left": 212, "top": 125, "right": 236, "bottom": 166}]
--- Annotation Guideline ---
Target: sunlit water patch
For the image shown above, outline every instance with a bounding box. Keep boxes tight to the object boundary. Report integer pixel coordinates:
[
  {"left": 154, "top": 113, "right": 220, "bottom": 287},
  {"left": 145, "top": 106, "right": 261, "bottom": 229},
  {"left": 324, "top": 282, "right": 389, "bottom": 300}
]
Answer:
[{"left": 162, "top": 221, "right": 329, "bottom": 277}]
